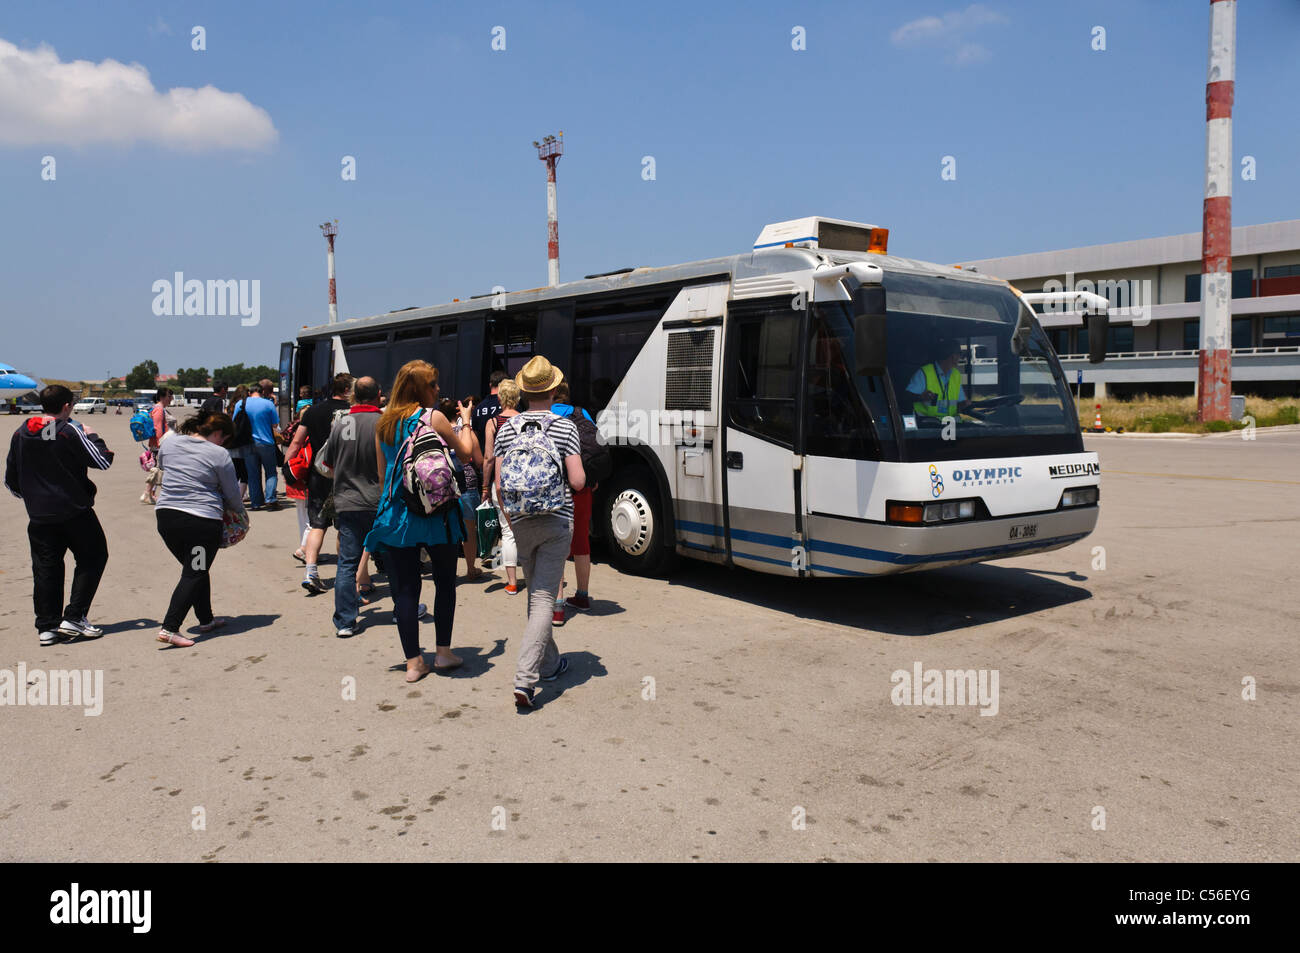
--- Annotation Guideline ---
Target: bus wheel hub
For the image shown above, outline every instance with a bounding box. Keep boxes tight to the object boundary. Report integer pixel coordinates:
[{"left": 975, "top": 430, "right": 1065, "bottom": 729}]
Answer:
[{"left": 610, "top": 490, "right": 652, "bottom": 555}]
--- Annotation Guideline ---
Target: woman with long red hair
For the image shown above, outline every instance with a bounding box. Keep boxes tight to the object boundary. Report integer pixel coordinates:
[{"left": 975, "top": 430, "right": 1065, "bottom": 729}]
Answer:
[{"left": 366, "top": 360, "right": 475, "bottom": 682}]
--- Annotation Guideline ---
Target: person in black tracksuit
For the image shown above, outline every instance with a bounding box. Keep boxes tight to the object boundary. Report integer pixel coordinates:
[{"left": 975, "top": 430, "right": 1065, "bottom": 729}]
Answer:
[
  {"left": 199, "top": 382, "right": 228, "bottom": 418},
  {"left": 4, "top": 385, "right": 114, "bottom": 646}
]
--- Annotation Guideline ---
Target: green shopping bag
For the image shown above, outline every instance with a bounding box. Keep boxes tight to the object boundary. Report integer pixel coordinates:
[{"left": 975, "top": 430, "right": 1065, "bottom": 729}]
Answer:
[{"left": 476, "top": 500, "right": 500, "bottom": 560}]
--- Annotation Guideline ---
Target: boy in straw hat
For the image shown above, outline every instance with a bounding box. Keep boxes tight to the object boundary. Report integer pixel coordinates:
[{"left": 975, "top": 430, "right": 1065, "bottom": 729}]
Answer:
[{"left": 493, "top": 356, "right": 586, "bottom": 708}]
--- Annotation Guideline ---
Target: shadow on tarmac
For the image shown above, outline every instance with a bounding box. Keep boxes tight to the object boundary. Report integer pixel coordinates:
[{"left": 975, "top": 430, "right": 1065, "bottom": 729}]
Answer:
[
  {"left": 430, "top": 638, "right": 508, "bottom": 677},
  {"left": 98, "top": 618, "right": 157, "bottom": 635},
  {"left": 659, "top": 560, "right": 1093, "bottom": 637},
  {"left": 522, "top": 651, "right": 608, "bottom": 711},
  {"left": 187, "top": 613, "right": 281, "bottom": 640}
]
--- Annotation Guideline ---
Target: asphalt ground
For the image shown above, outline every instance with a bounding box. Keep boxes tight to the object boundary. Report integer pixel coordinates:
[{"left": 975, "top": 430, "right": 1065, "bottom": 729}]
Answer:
[{"left": 1, "top": 411, "right": 1296, "bottom": 861}]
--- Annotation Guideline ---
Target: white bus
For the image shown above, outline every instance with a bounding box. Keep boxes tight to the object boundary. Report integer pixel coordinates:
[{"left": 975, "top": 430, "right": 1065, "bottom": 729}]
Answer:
[{"left": 286, "top": 216, "right": 1108, "bottom": 578}]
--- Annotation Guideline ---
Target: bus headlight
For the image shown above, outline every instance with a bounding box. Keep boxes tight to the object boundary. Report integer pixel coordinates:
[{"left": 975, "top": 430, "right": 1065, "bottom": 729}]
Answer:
[
  {"left": 889, "top": 499, "right": 981, "bottom": 525},
  {"left": 1060, "top": 486, "right": 1099, "bottom": 507},
  {"left": 920, "top": 500, "right": 978, "bottom": 524},
  {"left": 887, "top": 503, "right": 925, "bottom": 524}
]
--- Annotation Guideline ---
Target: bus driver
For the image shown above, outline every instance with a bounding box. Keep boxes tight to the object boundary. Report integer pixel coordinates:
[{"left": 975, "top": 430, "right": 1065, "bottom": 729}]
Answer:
[{"left": 905, "top": 339, "right": 971, "bottom": 419}]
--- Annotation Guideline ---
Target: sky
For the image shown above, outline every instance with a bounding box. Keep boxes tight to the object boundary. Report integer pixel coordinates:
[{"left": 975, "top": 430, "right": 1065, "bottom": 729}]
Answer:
[{"left": 1, "top": 0, "right": 1298, "bottom": 381}]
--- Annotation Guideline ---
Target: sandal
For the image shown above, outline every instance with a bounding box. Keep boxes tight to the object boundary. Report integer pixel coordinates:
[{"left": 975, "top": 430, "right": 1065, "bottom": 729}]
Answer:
[
  {"left": 196, "top": 618, "right": 227, "bottom": 633},
  {"left": 358, "top": 583, "right": 375, "bottom": 605},
  {"left": 157, "top": 630, "right": 195, "bottom": 647}
]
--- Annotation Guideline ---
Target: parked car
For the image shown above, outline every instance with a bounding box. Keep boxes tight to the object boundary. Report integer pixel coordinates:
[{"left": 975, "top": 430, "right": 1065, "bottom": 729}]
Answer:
[{"left": 73, "top": 397, "right": 107, "bottom": 414}]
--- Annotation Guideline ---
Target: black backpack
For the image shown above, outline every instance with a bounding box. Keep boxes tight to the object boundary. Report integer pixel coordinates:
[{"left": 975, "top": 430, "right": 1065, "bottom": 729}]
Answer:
[
  {"left": 230, "top": 400, "right": 253, "bottom": 448},
  {"left": 568, "top": 407, "right": 611, "bottom": 485}
]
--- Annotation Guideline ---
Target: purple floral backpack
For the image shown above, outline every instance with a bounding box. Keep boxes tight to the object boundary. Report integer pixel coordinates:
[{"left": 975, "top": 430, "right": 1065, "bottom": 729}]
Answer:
[{"left": 396, "top": 411, "right": 460, "bottom": 517}]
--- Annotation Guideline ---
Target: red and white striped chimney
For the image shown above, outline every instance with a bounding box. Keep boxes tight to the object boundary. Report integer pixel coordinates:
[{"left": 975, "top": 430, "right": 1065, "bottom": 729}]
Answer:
[
  {"left": 1198, "top": 0, "right": 1235, "bottom": 421},
  {"left": 535, "top": 133, "right": 564, "bottom": 287},
  {"left": 320, "top": 221, "right": 339, "bottom": 325}
]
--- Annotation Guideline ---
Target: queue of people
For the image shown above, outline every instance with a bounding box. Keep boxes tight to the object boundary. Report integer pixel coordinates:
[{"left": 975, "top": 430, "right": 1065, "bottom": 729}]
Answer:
[{"left": 6, "top": 355, "right": 603, "bottom": 709}]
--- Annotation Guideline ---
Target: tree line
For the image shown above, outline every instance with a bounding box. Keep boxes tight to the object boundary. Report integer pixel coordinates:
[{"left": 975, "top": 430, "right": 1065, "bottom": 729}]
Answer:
[{"left": 114, "top": 360, "right": 279, "bottom": 393}]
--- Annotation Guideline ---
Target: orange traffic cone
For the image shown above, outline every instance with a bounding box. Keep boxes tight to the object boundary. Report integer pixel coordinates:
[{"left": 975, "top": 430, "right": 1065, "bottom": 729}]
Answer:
[{"left": 1092, "top": 404, "right": 1104, "bottom": 432}]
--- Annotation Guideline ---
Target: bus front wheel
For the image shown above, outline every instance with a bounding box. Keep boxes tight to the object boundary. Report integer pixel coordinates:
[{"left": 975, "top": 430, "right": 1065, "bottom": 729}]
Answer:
[{"left": 603, "top": 467, "right": 673, "bottom": 576}]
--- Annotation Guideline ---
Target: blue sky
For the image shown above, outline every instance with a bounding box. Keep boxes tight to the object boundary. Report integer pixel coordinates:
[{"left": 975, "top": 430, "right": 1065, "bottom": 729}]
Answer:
[{"left": 2, "top": 0, "right": 1298, "bottom": 380}]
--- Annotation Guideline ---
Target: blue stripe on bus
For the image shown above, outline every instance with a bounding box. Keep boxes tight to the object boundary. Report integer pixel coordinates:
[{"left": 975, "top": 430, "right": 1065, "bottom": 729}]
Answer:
[
  {"left": 676, "top": 519, "right": 793, "bottom": 550},
  {"left": 679, "top": 540, "right": 722, "bottom": 554},
  {"left": 752, "top": 236, "right": 817, "bottom": 249},
  {"left": 810, "top": 563, "right": 870, "bottom": 577},
  {"left": 807, "top": 533, "right": 1090, "bottom": 565},
  {"left": 730, "top": 549, "right": 799, "bottom": 569},
  {"left": 676, "top": 520, "right": 1087, "bottom": 566}
]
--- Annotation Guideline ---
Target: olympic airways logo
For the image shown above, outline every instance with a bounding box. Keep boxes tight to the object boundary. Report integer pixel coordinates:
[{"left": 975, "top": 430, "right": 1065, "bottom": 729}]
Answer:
[{"left": 928, "top": 464, "right": 944, "bottom": 498}]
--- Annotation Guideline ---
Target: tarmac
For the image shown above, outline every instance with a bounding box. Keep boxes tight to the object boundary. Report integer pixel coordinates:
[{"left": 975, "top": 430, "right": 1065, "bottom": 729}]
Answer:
[{"left": 1, "top": 411, "right": 1296, "bottom": 861}]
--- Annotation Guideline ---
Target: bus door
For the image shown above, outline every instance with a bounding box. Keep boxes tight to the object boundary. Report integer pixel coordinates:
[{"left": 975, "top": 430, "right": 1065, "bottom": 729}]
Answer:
[
  {"left": 721, "top": 298, "right": 803, "bottom": 574},
  {"left": 280, "top": 341, "right": 297, "bottom": 424},
  {"left": 664, "top": 319, "right": 723, "bottom": 557}
]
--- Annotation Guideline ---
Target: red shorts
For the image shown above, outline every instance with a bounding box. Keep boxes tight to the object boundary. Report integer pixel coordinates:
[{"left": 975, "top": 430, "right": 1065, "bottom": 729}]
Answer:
[{"left": 570, "top": 487, "right": 592, "bottom": 558}]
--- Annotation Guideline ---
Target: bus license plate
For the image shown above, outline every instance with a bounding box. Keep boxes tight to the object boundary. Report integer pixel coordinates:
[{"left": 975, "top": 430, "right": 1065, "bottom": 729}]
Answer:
[{"left": 1008, "top": 522, "right": 1038, "bottom": 540}]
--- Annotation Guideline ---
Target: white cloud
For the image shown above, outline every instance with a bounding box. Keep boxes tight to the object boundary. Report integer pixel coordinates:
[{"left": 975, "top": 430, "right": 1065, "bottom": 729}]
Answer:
[
  {"left": 952, "top": 43, "right": 993, "bottom": 66},
  {"left": 891, "top": 4, "right": 1007, "bottom": 66},
  {"left": 0, "top": 37, "right": 277, "bottom": 151}
]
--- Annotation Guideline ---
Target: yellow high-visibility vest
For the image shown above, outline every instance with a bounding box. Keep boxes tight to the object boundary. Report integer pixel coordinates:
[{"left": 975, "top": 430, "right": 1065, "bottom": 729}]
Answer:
[{"left": 914, "top": 363, "right": 962, "bottom": 417}]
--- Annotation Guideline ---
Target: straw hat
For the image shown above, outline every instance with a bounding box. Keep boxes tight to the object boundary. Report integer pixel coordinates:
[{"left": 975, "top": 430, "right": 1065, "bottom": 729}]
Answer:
[{"left": 516, "top": 355, "right": 564, "bottom": 394}]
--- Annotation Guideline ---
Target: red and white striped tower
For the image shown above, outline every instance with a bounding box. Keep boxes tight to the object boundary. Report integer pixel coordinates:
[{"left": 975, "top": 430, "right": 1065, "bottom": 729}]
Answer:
[
  {"left": 320, "top": 220, "right": 339, "bottom": 325},
  {"left": 534, "top": 133, "right": 564, "bottom": 287},
  {"left": 1198, "top": 0, "right": 1235, "bottom": 421}
]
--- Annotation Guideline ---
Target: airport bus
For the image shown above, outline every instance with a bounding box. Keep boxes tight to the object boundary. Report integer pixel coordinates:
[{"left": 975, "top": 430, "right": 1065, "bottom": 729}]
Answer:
[
  {"left": 284, "top": 216, "right": 1109, "bottom": 578},
  {"left": 182, "top": 387, "right": 214, "bottom": 407}
]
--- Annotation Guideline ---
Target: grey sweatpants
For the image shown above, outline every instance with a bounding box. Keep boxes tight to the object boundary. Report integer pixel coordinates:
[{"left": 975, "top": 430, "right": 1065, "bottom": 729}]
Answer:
[{"left": 510, "top": 514, "right": 572, "bottom": 691}]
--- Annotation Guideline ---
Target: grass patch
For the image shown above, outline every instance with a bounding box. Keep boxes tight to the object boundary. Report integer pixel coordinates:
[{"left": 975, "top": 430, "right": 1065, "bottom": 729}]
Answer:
[{"left": 1079, "top": 395, "right": 1300, "bottom": 434}]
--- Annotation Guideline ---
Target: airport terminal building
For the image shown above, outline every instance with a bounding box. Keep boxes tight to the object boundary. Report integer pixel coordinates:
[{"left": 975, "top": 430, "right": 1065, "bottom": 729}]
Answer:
[{"left": 960, "top": 219, "right": 1300, "bottom": 398}]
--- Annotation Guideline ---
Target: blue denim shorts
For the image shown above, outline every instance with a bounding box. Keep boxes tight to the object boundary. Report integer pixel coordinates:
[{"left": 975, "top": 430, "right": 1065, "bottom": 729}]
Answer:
[{"left": 459, "top": 489, "right": 481, "bottom": 525}]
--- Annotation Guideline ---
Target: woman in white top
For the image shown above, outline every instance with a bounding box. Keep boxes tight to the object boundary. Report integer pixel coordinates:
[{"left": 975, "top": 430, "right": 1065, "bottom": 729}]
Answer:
[
  {"left": 482, "top": 379, "right": 522, "bottom": 592},
  {"left": 153, "top": 412, "right": 245, "bottom": 647}
]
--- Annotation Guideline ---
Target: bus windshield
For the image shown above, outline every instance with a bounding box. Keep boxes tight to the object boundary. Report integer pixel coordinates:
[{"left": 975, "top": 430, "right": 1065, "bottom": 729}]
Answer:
[{"left": 807, "top": 272, "right": 1082, "bottom": 462}]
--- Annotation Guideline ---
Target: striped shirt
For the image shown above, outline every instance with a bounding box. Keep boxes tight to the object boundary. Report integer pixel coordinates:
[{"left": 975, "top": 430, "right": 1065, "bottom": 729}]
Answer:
[{"left": 491, "top": 411, "right": 581, "bottom": 522}]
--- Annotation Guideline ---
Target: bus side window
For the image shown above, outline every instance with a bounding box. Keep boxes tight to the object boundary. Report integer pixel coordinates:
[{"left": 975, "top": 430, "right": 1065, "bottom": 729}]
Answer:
[
  {"left": 727, "top": 309, "right": 797, "bottom": 447},
  {"left": 805, "top": 310, "right": 882, "bottom": 460}
]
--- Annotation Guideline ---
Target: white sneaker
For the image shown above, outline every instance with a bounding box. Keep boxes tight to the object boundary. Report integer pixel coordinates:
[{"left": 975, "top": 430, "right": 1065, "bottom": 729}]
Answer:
[
  {"left": 57, "top": 617, "right": 104, "bottom": 639},
  {"left": 39, "top": 630, "right": 63, "bottom": 647}
]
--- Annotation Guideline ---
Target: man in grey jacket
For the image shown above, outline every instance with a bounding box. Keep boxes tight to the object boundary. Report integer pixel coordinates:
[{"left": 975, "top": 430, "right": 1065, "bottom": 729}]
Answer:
[{"left": 315, "top": 376, "right": 383, "bottom": 637}]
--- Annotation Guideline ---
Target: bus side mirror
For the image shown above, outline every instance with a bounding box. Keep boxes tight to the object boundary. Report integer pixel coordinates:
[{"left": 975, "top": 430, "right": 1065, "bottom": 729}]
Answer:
[
  {"left": 1086, "top": 310, "right": 1109, "bottom": 365},
  {"left": 852, "top": 286, "right": 887, "bottom": 377}
]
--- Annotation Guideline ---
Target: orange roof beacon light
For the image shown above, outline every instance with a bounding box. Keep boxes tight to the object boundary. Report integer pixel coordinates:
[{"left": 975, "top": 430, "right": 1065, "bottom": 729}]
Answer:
[{"left": 867, "top": 227, "right": 889, "bottom": 255}]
